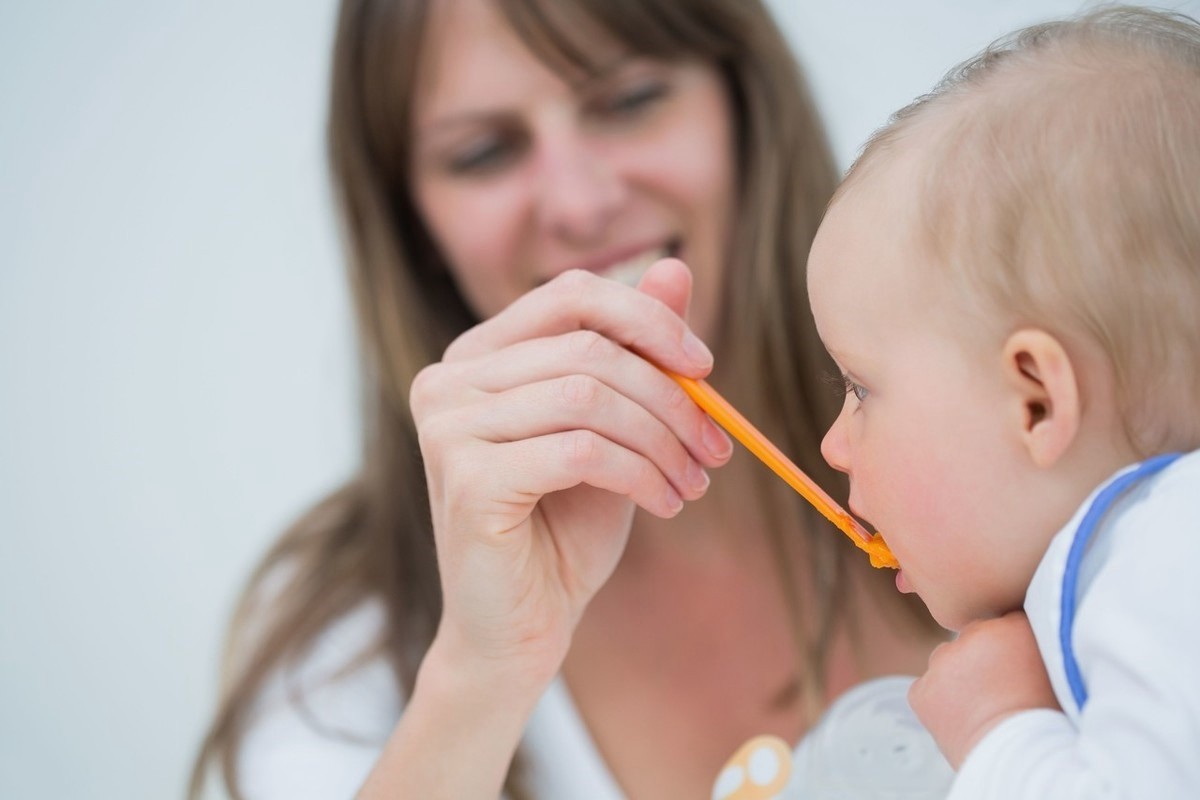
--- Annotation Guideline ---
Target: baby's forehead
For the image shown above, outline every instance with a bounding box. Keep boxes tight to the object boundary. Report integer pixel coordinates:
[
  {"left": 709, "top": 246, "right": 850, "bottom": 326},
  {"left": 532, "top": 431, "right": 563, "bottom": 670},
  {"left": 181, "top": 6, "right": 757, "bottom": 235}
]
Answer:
[
  {"left": 834, "top": 102, "right": 963, "bottom": 221},
  {"left": 814, "top": 155, "right": 942, "bottom": 294},
  {"left": 828, "top": 136, "right": 942, "bottom": 263},
  {"left": 821, "top": 123, "right": 998, "bottom": 302}
]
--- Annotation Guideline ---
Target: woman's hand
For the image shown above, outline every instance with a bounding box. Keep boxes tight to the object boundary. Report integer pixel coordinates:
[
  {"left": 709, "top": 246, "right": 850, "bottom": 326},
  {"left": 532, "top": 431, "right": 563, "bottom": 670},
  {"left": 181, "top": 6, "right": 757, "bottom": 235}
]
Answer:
[
  {"left": 409, "top": 258, "right": 733, "bottom": 689},
  {"left": 908, "top": 610, "right": 1060, "bottom": 768},
  {"left": 360, "top": 260, "right": 730, "bottom": 799}
]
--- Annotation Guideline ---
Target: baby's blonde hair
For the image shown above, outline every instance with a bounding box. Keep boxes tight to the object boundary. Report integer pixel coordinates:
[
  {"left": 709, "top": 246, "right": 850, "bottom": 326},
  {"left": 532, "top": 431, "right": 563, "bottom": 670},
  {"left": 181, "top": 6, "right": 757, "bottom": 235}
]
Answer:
[{"left": 844, "top": 6, "right": 1200, "bottom": 455}]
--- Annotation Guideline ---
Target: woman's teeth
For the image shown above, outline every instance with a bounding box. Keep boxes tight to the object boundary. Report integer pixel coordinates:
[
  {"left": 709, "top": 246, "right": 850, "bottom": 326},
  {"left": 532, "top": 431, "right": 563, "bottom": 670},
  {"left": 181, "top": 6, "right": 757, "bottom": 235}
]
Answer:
[{"left": 604, "top": 246, "right": 670, "bottom": 287}]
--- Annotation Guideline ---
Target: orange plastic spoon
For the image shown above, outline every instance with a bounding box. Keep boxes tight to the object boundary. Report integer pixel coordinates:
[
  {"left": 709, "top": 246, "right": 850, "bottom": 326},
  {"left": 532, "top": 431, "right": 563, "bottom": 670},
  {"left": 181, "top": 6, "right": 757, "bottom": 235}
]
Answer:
[{"left": 668, "top": 372, "right": 898, "bottom": 569}]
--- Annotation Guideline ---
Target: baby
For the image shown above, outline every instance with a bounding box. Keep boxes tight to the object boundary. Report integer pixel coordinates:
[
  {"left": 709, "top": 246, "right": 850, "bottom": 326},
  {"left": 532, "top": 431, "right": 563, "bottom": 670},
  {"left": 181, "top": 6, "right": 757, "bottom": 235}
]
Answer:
[{"left": 806, "top": 6, "right": 1200, "bottom": 798}]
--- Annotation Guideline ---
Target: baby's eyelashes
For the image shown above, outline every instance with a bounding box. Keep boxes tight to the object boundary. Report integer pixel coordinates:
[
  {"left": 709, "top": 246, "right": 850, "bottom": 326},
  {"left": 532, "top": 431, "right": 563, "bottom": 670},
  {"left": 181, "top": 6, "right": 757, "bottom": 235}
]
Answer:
[
  {"left": 842, "top": 373, "right": 869, "bottom": 402},
  {"left": 820, "top": 369, "right": 869, "bottom": 402}
]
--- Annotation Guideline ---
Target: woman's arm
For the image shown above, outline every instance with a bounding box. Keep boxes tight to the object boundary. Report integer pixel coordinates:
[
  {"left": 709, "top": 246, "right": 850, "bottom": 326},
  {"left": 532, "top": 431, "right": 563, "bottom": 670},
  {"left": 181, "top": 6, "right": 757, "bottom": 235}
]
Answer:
[{"left": 356, "top": 634, "right": 548, "bottom": 798}]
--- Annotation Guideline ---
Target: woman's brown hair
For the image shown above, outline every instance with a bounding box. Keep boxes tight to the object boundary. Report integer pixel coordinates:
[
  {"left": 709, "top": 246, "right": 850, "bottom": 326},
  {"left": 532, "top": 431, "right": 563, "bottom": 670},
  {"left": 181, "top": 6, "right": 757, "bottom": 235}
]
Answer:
[{"left": 189, "top": 1, "right": 935, "bottom": 797}]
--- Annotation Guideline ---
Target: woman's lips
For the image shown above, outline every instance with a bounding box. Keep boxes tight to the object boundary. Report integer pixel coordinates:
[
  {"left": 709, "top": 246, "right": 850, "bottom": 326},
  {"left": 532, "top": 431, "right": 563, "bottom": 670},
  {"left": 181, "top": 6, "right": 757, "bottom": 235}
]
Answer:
[
  {"left": 602, "top": 245, "right": 670, "bottom": 286},
  {"left": 544, "top": 238, "right": 681, "bottom": 288}
]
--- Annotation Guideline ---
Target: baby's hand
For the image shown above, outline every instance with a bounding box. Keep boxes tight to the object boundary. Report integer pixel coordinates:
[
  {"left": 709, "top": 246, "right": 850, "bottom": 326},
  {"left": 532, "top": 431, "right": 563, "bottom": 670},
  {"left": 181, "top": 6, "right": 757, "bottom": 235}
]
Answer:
[{"left": 908, "top": 610, "right": 1059, "bottom": 768}]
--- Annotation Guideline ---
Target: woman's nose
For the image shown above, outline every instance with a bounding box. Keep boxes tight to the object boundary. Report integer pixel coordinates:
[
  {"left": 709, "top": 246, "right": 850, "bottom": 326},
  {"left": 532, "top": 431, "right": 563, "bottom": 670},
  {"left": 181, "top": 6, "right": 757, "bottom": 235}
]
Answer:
[
  {"left": 820, "top": 409, "right": 852, "bottom": 475},
  {"left": 533, "top": 134, "right": 626, "bottom": 245}
]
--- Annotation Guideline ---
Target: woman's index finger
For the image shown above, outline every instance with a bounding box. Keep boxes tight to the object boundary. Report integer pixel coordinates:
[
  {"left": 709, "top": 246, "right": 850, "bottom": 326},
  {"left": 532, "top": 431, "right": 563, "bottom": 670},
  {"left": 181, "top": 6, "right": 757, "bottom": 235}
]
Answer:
[{"left": 443, "top": 269, "right": 713, "bottom": 376}]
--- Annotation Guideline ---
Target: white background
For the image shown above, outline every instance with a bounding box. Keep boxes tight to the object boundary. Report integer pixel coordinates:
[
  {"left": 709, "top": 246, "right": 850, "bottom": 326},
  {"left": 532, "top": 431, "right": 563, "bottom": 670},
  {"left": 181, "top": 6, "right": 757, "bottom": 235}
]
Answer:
[{"left": 3, "top": 2, "right": 1197, "bottom": 798}]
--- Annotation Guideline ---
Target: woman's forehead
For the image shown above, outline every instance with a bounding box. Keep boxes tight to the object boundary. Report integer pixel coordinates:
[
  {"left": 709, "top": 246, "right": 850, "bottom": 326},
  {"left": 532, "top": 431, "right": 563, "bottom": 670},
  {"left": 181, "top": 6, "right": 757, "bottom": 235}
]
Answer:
[{"left": 414, "top": 0, "right": 630, "bottom": 113}]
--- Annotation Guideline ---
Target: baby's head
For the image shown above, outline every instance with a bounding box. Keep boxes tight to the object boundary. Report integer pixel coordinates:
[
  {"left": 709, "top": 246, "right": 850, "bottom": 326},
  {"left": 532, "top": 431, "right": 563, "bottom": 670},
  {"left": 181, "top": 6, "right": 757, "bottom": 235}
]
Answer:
[{"left": 807, "top": 7, "right": 1200, "bottom": 630}]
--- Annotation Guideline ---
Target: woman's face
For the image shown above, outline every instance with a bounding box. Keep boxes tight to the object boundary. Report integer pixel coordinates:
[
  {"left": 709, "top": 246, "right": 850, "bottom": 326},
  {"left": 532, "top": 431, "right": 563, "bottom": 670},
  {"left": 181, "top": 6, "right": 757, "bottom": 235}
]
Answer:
[{"left": 410, "top": 0, "right": 736, "bottom": 341}]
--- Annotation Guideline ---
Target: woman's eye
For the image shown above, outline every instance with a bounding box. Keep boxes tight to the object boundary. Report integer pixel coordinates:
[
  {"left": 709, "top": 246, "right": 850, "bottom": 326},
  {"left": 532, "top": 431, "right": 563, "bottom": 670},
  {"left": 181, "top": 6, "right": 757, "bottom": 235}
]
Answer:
[
  {"left": 447, "top": 135, "right": 520, "bottom": 175},
  {"left": 593, "top": 81, "right": 669, "bottom": 119}
]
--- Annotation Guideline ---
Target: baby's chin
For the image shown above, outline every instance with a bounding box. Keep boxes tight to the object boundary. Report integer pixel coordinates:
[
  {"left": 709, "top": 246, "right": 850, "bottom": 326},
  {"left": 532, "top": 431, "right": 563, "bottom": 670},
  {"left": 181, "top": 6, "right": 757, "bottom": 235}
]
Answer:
[
  {"left": 905, "top": 577, "right": 1003, "bottom": 632},
  {"left": 932, "top": 604, "right": 1013, "bottom": 634},
  {"left": 934, "top": 615, "right": 967, "bottom": 634},
  {"left": 923, "top": 598, "right": 973, "bottom": 633}
]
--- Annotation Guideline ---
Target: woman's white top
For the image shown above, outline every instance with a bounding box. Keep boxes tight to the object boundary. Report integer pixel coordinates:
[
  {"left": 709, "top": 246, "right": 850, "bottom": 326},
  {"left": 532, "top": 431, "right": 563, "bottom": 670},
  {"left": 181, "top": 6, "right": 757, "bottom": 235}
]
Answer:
[{"left": 236, "top": 599, "right": 623, "bottom": 799}]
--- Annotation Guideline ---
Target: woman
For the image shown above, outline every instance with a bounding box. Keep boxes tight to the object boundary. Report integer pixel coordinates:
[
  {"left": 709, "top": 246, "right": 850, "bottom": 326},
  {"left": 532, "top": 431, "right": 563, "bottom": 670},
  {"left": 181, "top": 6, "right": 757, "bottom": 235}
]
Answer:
[{"left": 190, "top": 0, "right": 944, "bottom": 797}]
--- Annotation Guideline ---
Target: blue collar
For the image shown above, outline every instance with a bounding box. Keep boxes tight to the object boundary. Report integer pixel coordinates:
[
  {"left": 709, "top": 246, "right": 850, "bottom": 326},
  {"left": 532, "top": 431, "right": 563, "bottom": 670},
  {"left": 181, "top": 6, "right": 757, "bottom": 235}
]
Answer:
[{"left": 1059, "top": 452, "right": 1182, "bottom": 710}]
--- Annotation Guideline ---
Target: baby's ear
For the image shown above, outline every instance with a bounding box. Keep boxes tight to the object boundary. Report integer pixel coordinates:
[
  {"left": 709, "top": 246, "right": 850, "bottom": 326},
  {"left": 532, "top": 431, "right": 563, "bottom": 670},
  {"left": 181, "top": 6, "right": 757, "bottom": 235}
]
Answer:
[{"left": 1002, "top": 329, "right": 1080, "bottom": 468}]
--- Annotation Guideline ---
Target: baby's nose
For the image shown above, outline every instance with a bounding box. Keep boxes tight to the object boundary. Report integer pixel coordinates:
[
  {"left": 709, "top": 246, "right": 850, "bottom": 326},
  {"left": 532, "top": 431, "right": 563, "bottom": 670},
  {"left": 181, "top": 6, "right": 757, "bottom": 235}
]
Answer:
[{"left": 820, "top": 415, "right": 851, "bottom": 475}]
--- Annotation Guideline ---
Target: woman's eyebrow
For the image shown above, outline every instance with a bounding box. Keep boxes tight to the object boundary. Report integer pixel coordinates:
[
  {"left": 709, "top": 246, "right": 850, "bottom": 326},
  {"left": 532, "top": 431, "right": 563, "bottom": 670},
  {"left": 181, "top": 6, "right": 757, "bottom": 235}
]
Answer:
[
  {"left": 565, "top": 52, "right": 636, "bottom": 91},
  {"left": 417, "top": 54, "right": 641, "bottom": 137},
  {"left": 418, "top": 109, "right": 507, "bottom": 137}
]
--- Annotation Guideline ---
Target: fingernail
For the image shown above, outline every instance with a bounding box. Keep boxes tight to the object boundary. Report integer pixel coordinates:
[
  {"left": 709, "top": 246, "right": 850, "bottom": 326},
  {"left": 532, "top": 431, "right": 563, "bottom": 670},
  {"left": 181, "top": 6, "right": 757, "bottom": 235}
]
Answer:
[
  {"left": 702, "top": 420, "right": 733, "bottom": 459},
  {"left": 665, "top": 487, "right": 684, "bottom": 514},
  {"left": 682, "top": 330, "right": 713, "bottom": 368},
  {"left": 686, "top": 459, "right": 710, "bottom": 492}
]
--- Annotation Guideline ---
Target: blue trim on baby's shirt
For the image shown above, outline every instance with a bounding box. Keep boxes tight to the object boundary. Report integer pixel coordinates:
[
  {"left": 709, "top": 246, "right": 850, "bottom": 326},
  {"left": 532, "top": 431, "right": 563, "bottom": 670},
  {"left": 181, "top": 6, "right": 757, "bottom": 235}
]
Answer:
[{"left": 1059, "top": 452, "right": 1182, "bottom": 710}]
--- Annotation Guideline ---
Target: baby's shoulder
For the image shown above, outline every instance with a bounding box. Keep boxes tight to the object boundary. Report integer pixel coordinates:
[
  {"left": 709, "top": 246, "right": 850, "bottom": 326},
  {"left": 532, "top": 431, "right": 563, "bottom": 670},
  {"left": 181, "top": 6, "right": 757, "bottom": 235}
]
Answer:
[{"left": 1112, "top": 450, "right": 1200, "bottom": 554}]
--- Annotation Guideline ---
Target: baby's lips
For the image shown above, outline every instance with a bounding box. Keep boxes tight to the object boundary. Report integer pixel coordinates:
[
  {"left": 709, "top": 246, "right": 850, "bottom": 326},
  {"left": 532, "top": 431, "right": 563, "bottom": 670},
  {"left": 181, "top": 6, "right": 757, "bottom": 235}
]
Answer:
[
  {"left": 863, "top": 532, "right": 899, "bottom": 569},
  {"left": 838, "top": 514, "right": 898, "bottom": 569}
]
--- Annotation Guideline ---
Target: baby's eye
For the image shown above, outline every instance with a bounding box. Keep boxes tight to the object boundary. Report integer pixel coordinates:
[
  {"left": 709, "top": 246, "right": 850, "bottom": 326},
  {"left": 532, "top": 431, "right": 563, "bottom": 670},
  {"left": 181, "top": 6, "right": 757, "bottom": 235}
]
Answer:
[
  {"left": 840, "top": 372, "right": 869, "bottom": 402},
  {"left": 821, "top": 370, "right": 869, "bottom": 403}
]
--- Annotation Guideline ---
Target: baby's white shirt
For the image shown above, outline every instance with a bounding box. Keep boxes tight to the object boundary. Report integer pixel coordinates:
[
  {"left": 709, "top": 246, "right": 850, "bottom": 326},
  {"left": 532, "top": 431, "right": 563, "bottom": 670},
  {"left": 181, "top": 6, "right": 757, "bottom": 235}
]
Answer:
[{"left": 950, "top": 450, "right": 1200, "bottom": 799}]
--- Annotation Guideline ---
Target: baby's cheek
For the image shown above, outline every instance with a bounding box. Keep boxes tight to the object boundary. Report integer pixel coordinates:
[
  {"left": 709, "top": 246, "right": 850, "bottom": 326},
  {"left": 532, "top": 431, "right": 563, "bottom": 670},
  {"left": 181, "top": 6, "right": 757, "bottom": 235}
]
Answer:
[
  {"left": 868, "top": 467, "right": 958, "bottom": 574},
  {"left": 873, "top": 462, "right": 945, "bottom": 531}
]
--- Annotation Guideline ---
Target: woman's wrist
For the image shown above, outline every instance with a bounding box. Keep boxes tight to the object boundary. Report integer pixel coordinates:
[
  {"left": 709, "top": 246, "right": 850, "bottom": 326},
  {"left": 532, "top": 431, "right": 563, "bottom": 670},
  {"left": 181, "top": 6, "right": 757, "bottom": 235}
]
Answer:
[
  {"left": 421, "top": 620, "right": 566, "bottom": 703},
  {"left": 356, "top": 629, "right": 560, "bottom": 798}
]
